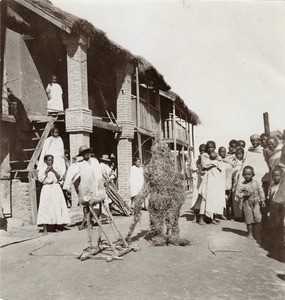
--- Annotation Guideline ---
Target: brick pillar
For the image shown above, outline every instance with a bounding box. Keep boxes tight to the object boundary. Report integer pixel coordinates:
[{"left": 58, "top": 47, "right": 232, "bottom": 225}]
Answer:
[
  {"left": 64, "top": 34, "right": 93, "bottom": 206},
  {"left": 116, "top": 63, "right": 134, "bottom": 202}
]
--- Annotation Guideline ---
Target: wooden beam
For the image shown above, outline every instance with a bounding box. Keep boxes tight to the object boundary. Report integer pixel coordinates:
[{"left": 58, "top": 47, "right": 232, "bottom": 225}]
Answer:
[
  {"left": 1, "top": 114, "right": 15, "bottom": 123},
  {"left": 93, "top": 118, "right": 122, "bottom": 132},
  {"left": 159, "top": 90, "right": 176, "bottom": 101},
  {"left": 15, "top": 0, "right": 71, "bottom": 33},
  {"left": 136, "top": 126, "right": 155, "bottom": 138},
  {"left": 263, "top": 112, "right": 270, "bottom": 134},
  {"left": 135, "top": 67, "right": 142, "bottom": 161},
  {"left": 173, "top": 102, "right": 177, "bottom": 171},
  {"left": 191, "top": 124, "right": 195, "bottom": 158}
]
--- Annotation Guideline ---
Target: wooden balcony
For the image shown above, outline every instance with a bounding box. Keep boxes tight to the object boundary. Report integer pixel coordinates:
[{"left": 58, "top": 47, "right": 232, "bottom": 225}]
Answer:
[
  {"left": 162, "top": 119, "right": 188, "bottom": 145},
  {"left": 132, "top": 97, "right": 160, "bottom": 135}
]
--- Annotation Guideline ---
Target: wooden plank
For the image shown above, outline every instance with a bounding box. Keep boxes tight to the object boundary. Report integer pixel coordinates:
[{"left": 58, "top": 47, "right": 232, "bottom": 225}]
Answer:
[
  {"left": 135, "top": 127, "right": 155, "bottom": 138},
  {"left": 159, "top": 90, "right": 176, "bottom": 102},
  {"left": 26, "top": 117, "right": 56, "bottom": 171},
  {"left": 28, "top": 173, "right": 37, "bottom": 224},
  {"left": 15, "top": 0, "right": 71, "bottom": 33},
  {"left": 263, "top": 112, "right": 270, "bottom": 134},
  {"left": 93, "top": 118, "right": 122, "bottom": 132},
  {"left": 1, "top": 114, "right": 15, "bottom": 123}
]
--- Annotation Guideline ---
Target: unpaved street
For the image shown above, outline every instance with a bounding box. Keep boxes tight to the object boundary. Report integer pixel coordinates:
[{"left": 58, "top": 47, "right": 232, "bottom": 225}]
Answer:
[{"left": 1, "top": 195, "right": 285, "bottom": 300}]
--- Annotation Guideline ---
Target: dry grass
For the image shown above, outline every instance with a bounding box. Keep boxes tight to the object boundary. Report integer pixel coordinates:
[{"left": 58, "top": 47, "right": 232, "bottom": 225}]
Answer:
[{"left": 126, "top": 139, "right": 190, "bottom": 246}]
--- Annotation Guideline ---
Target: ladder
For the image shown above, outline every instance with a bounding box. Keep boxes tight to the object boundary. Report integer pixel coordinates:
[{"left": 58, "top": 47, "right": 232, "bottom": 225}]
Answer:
[
  {"left": 77, "top": 200, "right": 139, "bottom": 262},
  {"left": 10, "top": 114, "right": 64, "bottom": 223}
]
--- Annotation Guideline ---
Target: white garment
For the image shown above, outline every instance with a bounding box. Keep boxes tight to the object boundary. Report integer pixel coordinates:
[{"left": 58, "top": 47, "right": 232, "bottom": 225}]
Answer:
[
  {"left": 37, "top": 136, "right": 66, "bottom": 178},
  {"left": 129, "top": 165, "right": 144, "bottom": 198},
  {"left": 100, "top": 162, "right": 115, "bottom": 181},
  {"left": 63, "top": 158, "right": 104, "bottom": 205},
  {"left": 46, "top": 83, "right": 63, "bottom": 112},
  {"left": 37, "top": 164, "right": 70, "bottom": 225}
]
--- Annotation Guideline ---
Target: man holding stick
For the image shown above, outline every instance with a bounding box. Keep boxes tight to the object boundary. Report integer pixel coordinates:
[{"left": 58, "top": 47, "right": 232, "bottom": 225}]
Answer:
[{"left": 63, "top": 145, "right": 106, "bottom": 230}]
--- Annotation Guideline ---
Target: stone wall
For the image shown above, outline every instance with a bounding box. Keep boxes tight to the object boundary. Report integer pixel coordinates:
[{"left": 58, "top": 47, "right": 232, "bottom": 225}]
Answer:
[{"left": 11, "top": 179, "right": 33, "bottom": 225}]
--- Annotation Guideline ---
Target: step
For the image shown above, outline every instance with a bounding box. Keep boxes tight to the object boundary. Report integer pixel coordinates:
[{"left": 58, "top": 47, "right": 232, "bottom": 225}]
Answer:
[
  {"left": 23, "top": 148, "right": 37, "bottom": 152},
  {"left": 32, "top": 137, "right": 41, "bottom": 141},
  {"left": 10, "top": 160, "right": 31, "bottom": 164},
  {"left": 11, "top": 169, "right": 29, "bottom": 173}
]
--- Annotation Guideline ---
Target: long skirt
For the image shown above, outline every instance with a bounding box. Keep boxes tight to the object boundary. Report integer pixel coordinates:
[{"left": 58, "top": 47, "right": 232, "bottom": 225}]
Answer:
[{"left": 37, "top": 183, "right": 70, "bottom": 225}]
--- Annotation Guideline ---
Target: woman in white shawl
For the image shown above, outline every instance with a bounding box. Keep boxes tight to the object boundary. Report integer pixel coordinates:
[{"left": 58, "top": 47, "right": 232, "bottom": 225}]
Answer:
[
  {"left": 37, "top": 127, "right": 66, "bottom": 179},
  {"left": 37, "top": 154, "right": 70, "bottom": 234},
  {"left": 129, "top": 157, "right": 144, "bottom": 208},
  {"left": 198, "top": 141, "right": 225, "bottom": 225}
]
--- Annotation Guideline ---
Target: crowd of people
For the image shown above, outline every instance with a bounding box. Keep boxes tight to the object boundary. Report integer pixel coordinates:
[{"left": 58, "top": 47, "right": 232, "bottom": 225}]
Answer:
[
  {"left": 35, "top": 126, "right": 146, "bottom": 234},
  {"left": 191, "top": 132, "right": 284, "bottom": 240}
]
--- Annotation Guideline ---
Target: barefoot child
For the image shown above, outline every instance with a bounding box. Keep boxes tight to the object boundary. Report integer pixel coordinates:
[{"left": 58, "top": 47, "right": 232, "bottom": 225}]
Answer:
[{"left": 236, "top": 166, "right": 265, "bottom": 239}]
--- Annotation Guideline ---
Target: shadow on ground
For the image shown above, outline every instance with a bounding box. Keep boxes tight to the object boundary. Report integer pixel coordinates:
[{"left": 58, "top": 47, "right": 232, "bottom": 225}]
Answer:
[{"left": 222, "top": 227, "right": 248, "bottom": 237}]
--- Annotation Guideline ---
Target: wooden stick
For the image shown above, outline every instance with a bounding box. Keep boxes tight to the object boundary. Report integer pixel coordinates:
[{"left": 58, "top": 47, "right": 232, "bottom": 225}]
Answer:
[{"left": 263, "top": 112, "right": 270, "bottom": 134}]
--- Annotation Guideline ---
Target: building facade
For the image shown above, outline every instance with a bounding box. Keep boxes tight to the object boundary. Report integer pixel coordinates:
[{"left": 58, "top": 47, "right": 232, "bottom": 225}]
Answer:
[{"left": 0, "top": 0, "right": 200, "bottom": 224}]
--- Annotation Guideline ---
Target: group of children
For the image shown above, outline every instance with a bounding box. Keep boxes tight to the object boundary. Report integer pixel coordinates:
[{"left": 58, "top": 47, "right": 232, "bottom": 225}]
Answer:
[{"left": 192, "top": 133, "right": 284, "bottom": 239}]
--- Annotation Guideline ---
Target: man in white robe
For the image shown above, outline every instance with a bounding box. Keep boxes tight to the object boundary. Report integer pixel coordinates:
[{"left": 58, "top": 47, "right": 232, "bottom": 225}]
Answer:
[{"left": 63, "top": 145, "right": 106, "bottom": 229}]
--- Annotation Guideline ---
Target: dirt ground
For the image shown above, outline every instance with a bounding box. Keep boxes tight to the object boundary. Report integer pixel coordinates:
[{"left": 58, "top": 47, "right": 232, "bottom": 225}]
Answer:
[{"left": 1, "top": 193, "right": 285, "bottom": 300}]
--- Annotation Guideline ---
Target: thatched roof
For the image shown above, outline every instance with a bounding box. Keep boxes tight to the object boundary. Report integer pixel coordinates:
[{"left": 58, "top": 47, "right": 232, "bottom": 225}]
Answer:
[
  {"left": 7, "top": 6, "right": 30, "bottom": 33},
  {"left": 8, "top": 0, "right": 170, "bottom": 91},
  {"left": 137, "top": 56, "right": 170, "bottom": 91},
  {"left": 167, "top": 91, "right": 201, "bottom": 125}
]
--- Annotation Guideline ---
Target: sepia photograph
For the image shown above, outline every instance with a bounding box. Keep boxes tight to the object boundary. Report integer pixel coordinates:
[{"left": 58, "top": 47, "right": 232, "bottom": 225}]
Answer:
[{"left": 0, "top": 0, "right": 285, "bottom": 299}]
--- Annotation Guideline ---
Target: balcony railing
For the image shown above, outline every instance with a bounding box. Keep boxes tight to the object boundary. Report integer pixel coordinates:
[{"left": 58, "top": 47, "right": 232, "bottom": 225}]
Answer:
[{"left": 162, "top": 119, "right": 188, "bottom": 144}]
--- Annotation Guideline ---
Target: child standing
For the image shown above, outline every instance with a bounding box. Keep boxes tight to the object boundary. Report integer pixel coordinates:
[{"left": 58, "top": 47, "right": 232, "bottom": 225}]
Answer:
[
  {"left": 37, "top": 155, "right": 70, "bottom": 234},
  {"left": 268, "top": 167, "right": 283, "bottom": 212},
  {"left": 236, "top": 166, "right": 265, "bottom": 239},
  {"left": 46, "top": 75, "right": 64, "bottom": 113}
]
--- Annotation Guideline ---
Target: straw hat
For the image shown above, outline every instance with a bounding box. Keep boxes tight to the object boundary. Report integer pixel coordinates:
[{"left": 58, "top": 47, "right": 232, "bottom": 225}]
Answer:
[
  {"left": 100, "top": 154, "right": 111, "bottom": 162},
  {"left": 77, "top": 145, "right": 93, "bottom": 156}
]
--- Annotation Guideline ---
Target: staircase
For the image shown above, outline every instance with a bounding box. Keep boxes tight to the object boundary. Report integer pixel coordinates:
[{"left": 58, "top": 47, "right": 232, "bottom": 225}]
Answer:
[{"left": 10, "top": 113, "right": 65, "bottom": 223}]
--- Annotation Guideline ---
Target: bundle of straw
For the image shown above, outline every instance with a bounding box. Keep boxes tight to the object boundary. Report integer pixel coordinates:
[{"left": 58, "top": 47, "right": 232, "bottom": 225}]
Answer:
[{"left": 126, "top": 139, "right": 190, "bottom": 246}]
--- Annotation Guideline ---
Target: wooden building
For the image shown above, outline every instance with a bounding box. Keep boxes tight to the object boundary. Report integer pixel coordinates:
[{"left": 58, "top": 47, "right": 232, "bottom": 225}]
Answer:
[{"left": 0, "top": 0, "right": 200, "bottom": 224}]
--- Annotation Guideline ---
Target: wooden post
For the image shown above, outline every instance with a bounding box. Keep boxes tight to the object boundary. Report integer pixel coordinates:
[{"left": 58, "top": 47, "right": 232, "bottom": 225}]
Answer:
[
  {"left": 28, "top": 171, "right": 37, "bottom": 224},
  {"left": 191, "top": 124, "right": 195, "bottom": 158},
  {"left": 173, "top": 102, "right": 177, "bottom": 171},
  {"left": 263, "top": 112, "right": 270, "bottom": 134},
  {"left": 182, "top": 144, "right": 185, "bottom": 180},
  {"left": 187, "top": 121, "right": 193, "bottom": 191},
  {"left": 157, "top": 91, "right": 162, "bottom": 141},
  {"left": 135, "top": 66, "right": 142, "bottom": 161}
]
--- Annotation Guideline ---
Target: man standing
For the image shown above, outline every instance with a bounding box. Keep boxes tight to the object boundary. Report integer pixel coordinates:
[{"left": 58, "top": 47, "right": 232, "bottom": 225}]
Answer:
[{"left": 63, "top": 145, "right": 106, "bottom": 229}]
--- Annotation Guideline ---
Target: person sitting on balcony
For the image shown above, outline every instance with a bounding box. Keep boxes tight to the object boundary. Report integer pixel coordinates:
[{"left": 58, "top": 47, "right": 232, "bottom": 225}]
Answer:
[
  {"left": 46, "top": 75, "right": 64, "bottom": 113},
  {"left": 37, "top": 127, "right": 66, "bottom": 180}
]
